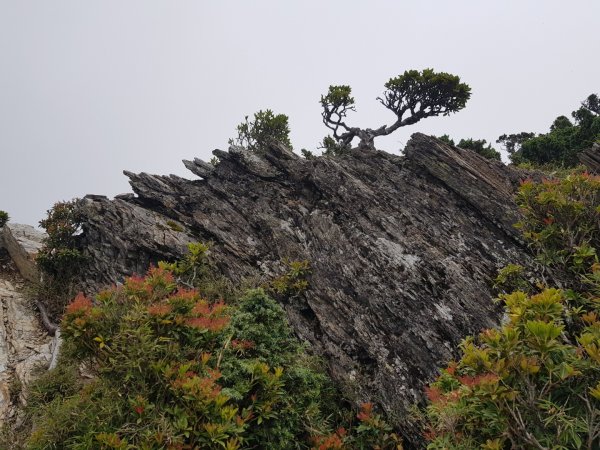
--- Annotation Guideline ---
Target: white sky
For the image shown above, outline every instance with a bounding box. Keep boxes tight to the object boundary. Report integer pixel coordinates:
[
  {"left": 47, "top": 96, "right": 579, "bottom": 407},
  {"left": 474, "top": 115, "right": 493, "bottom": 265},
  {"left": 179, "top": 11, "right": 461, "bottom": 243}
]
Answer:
[{"left": 1, "top": 1, "right": 599, "bottom": 225}]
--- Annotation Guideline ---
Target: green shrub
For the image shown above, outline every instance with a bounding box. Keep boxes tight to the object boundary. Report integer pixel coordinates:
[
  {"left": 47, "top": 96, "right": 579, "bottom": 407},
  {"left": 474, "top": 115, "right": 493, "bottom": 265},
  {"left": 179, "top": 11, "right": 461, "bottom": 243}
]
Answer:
[
  {"left": 25, "top": 265, "right": 399, "bottom": 449},
  {"left": 424, "top": 288, "right": 600, "bottom": 449},
  {"left": 516, "top": 173, "right": 600, "bottom": 282},
  {"left": 269, "top": 260, "right": 311, "bottom": 299},
  {"left": 37, "top": 200, "right": 85, "bottom": 279},
  {"left": 0, "top": 210, "right": 8, "bottom": 227}
]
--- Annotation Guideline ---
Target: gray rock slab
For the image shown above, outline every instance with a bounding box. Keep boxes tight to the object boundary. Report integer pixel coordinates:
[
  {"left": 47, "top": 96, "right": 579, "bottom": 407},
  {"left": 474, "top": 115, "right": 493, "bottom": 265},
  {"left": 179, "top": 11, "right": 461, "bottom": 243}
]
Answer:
[{"left": 1, "top": 224, "right": 46, "bottom": 283}]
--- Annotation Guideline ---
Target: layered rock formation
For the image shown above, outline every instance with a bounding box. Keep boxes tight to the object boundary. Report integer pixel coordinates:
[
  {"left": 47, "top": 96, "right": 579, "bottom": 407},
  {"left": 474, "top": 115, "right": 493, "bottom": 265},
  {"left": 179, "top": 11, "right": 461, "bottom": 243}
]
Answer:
[{"left": 75, "top": 134, "right": 536, "bottom": 444}]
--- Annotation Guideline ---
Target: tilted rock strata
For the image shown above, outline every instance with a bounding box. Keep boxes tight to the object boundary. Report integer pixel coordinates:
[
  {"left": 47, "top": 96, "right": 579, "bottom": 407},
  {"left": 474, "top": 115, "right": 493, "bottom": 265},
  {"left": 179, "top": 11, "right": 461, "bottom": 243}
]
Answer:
[{"left": 75, "top": 134, "right": 535, "bottom": 444}]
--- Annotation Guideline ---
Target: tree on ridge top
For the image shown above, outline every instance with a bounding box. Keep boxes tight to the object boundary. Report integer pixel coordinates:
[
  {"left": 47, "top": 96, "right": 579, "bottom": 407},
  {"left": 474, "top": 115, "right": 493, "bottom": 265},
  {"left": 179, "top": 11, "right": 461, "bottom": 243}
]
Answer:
[{"left": 320, "top": 68, "right": 471, "bottom": 152}]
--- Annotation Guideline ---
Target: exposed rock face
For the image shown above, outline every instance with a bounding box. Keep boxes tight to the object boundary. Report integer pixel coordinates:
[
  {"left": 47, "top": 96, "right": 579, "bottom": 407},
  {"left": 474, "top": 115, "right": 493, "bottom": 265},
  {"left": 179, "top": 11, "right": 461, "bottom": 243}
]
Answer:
[
  {"left": 579, "top": 142, "right": 600, "bottom": 173},
  {"left": 75, "top": 134, "right": 535, "bottom": 444},
  {"left": 1, "top": 224, "right": 46, "bottom": 283},
  {"left": 0, "top": 234, "right": 54, "bottom": 424}
]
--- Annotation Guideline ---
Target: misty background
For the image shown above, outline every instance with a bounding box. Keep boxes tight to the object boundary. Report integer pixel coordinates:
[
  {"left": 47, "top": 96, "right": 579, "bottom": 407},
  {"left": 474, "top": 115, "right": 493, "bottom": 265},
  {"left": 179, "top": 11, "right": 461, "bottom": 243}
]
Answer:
[{"left": 1, "top": 1, "right": 599, "bottom": 226}]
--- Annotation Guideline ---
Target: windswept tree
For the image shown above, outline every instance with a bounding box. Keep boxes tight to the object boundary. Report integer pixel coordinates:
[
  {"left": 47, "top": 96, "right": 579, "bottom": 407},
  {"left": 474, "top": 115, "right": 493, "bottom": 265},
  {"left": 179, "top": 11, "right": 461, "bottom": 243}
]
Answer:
[
  {"left": 496, "top": 132, "right": 536, "bottom": 159},
  {"left": 230, "top": 109, "right": 292, "bottom": 154},
  {"left": 320, "top": 69, "right": 471, "bottom": 151}
]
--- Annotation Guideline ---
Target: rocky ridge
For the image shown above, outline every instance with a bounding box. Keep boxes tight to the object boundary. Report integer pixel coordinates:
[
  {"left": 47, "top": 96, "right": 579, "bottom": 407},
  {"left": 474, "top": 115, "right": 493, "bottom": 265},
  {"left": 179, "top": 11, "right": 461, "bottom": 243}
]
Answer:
[{"left": 75, "top": 133, "right": 537, "bottom": 444}]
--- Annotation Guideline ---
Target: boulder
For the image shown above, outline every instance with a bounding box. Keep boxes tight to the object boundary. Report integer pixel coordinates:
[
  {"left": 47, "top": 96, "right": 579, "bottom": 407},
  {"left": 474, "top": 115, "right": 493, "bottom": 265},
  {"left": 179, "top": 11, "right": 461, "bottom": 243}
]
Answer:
[{"left": 1, "top": 224, "right": 46, "bottom": 283}]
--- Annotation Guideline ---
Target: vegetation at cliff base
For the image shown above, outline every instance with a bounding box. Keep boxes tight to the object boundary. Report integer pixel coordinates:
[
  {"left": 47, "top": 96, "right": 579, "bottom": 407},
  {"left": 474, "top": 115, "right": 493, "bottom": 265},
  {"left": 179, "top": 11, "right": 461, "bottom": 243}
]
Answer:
[{"left": 18, "top": 244, "right": 401, "bottom": 450}]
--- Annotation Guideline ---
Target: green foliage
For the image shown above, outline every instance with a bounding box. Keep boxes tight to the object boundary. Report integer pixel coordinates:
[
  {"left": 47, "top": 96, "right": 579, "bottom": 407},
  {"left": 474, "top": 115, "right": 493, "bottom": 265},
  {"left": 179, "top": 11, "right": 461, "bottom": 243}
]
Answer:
[
  {"left": 0, "top": 210, "right": 9, "bottom": 228},
  {"left": 25, "top": 259, "right": 399, "bottom": 449},
  {"left": 435, "top": 136, "right": 501, "bottom": 161},
  {"left": 457, "top": 138, "right": 501, "bottom": 161},
  {"left": 230, "top": 109, "right": 292, "bottom": 154},
  {"left": 159, "top": 242, "right": 236, "bottom": 303},
  {"left": 437, "top": 134, "right": 455, "bottom": 146},
  {"left": 321, "top": 69, "right": 470, "bottom": 150},
  {"left": 493, "top": 264, "right": 532, "bottom": 295},
  {"left": 37, "top": 200, "right": 85, "bottom": 279},
  {"left": 300, "top": 149, "right": 316, "bottom": 160},
  {"left": 382, "top": 69, "right": 471, "bottom": 119},
  {"left": 425, "top": 173, "right": 600, "bottom": 448},
  {"left": 496, "top": 132, "right": 535, "bottom": 157},
  {"left": 165, "top": 220, "right": 184, "bottom": 232},
  {"left": 320, "top": 135, "right": 351, "bottom": 157},
  {"left": 269, "top": 260, "right": 311, "bottom": 298},
  {"left": 516, "top": 173, "right": 600, "bottom": 280},
  {"left": 505, "top": 93, "right": 600, "bottom": 167},
  {"left": 424, "top": 289, "right": 600, "bottom": 449},
  {"left": 36, "top": 200, "right": 86, "bottom": 319}
]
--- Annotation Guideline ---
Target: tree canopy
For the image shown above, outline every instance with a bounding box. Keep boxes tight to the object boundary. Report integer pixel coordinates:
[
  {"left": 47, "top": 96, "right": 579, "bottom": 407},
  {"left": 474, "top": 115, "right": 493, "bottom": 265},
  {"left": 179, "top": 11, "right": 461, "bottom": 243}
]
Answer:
[
  {"left": 500, "top": 93, "right": 600, "bottom": 167},
  {"left": 321, "top": 69, "right": 471, "bottom": 151}
]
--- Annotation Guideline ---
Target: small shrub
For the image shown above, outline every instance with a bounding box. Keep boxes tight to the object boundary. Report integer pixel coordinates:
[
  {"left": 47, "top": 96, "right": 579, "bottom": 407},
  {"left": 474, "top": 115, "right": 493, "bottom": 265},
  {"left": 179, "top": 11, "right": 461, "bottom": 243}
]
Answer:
[
  {"left": 0, "top": 210, "right": 9, "bottom": 227},
  {"left": 165, "top": 219, "right": 184, "bottom": 232},
  {"left": 269, "top": 260, "right": 311, "bottom": 298},
  {"left": 36, "top": 200, "right": 86, "bottom": 318},
  {"left": 493, "top": 264, "right": 533, "bottom": 295}
]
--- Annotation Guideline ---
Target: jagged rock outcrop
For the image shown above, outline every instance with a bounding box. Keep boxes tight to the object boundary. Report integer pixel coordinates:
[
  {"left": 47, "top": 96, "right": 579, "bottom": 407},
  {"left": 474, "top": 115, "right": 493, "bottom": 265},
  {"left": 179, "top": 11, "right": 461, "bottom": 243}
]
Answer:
[{"left": 75, "top": 134, "right": 536, "bottom": 444}]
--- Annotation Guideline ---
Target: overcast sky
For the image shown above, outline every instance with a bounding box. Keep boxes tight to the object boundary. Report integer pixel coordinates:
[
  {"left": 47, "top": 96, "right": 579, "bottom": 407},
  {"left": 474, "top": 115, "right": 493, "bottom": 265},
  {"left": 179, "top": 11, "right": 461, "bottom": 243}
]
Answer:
[{"left": 1, "top": 1, "right": 599, "bottom": 226}]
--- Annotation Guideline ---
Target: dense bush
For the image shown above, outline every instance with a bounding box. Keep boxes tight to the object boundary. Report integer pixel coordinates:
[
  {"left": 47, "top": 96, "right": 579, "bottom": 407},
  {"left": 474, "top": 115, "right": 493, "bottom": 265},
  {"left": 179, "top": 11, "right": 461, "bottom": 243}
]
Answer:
[
  {"left": 37, "top": 200, "right": 85, "bottom": 279},
  {"left": 35, "top": 200, "right": 87, "bottom": 319},
  {"left": 424, "top": 288, "right": 600, "bottom": 449},
  {"left": 0, "top": 210, "right": 9, "bottom": 227},
  {"left": 516, "top": 172, "right": 600, "bottom": 282},
  {"left": 24, "top": 262, "right": 400, "bottom": 449}
]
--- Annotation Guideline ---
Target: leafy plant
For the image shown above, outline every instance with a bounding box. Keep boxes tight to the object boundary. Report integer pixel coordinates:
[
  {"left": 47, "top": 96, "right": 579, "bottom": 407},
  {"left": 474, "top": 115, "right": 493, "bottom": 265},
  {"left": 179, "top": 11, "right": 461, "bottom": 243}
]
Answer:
[
  {"left": 493, "top": 264, "right": 533, "bottom": 295},
  {"left": 269, "top": 259, "right": 311, "bottom": 298},
  {"left": 36, "top": 200, "right": 86, "bottom": 319},
  {"left": 516, "top": 172, "right": 600, "bottom": 281},
  {"left": 24, "top": 262, "right": 399, "bottom": 449},
  {"left": 0, "top": 210, "right": 9, "bottom": 228},
  {"left": 503, "top": 93, "right": 600, "bottom": 167},
  {"left": 424, "top": 288, "right": 600, "bottom": 449},
  {"left": 230, "top": 109, "right": 292, "bottom": 154}
]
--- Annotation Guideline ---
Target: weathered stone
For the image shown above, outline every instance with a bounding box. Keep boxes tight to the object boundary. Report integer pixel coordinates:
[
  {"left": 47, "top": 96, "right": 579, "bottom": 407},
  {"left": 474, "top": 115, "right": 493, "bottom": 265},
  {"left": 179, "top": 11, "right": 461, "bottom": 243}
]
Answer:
[
  {"left": 74, "top": 134, "right": 537, "bottom": 445},
  {"left": 1, "top": 224, "right": 46, "bottom": 283},
  {"left": 0, "top": 278, "right": 53, "bottom": 423},
  {"left": 579, "top": 143, "right": 600, "bottom": 173}
]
